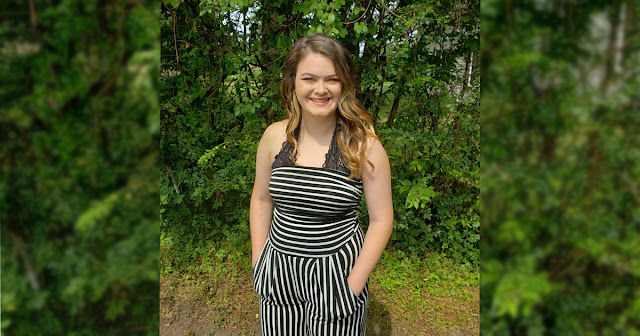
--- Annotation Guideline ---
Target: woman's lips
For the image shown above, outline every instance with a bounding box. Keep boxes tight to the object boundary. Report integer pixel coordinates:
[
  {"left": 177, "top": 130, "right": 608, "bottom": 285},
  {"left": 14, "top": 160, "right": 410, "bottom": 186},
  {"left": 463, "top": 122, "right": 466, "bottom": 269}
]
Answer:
[{"left": 310, "top": 98, "right": 330, "bottom": 106}]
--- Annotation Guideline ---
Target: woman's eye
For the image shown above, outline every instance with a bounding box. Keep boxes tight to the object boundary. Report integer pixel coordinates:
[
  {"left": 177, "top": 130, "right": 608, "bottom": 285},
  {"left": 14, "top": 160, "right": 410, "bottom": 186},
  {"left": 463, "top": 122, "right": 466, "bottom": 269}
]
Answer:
[
  {"left": 302, "top": 78, "right": 314, "bottom": 81},
  {"left": 329, "top": 78, "right": 340, "bottom": 82}
]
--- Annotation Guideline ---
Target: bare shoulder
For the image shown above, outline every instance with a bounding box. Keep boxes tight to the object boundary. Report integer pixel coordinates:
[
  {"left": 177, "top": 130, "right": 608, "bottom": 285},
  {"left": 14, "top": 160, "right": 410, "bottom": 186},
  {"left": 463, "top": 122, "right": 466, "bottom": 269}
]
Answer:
[
  {"left": 362, "top": 134, "right": 390, "bottom": 178},
  {"left": 262, "top": 119, "right": 287, "bottom": 140},
  {"left": 259, "top": 119, "right": 289, "bottom": 159},
  {"left": 263, "top": 120, "right": 287, "bottom": 146},
  {"left": 365, "top": 135, "right": 388, "bottom": 160}
]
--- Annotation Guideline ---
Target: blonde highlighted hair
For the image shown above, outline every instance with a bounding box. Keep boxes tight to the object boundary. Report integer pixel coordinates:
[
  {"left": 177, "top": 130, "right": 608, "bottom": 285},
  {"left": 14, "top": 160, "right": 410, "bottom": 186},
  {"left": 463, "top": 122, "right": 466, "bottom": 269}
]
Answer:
[{"left": 281, "top": 33, "right": 377, "bottom": 179}]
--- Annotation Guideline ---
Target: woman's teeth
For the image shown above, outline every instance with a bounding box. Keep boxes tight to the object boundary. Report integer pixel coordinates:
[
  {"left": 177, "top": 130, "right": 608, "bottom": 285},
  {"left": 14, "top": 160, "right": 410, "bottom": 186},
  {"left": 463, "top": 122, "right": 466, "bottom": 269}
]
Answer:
[{"left": 311, "top": 98, "right": 329, "bottom": 102}]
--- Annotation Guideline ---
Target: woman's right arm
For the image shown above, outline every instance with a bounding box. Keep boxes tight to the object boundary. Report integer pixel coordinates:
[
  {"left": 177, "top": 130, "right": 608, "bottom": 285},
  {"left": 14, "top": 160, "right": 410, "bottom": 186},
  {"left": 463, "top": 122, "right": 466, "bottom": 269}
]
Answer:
[{"left": 250, "top": 125, "right": 276, "bottom": 268}]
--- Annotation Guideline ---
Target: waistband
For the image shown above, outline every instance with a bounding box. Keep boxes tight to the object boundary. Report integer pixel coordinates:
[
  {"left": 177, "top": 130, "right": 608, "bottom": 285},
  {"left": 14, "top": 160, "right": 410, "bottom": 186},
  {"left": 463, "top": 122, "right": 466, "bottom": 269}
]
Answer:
[{"left": 268, "top": 220, "right": 364, "bottom": 258}]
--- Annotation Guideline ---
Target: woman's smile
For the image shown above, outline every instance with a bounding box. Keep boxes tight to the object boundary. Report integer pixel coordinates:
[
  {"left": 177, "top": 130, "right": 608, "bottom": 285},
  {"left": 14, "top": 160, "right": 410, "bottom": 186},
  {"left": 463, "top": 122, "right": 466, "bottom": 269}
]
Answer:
[
  {"left": 295, "top": 52, "right": 342, "bottom": 118},
  {"left": 310, "top": 97, "right": 331, "bottom": 105}
]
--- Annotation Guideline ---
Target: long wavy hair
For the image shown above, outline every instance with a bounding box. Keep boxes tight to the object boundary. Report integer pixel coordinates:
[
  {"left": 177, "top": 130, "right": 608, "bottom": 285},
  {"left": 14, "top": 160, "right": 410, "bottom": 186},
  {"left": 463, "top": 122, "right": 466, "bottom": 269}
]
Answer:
[{"left": 281, "top": 33, "right": 377, "bottom": 179}]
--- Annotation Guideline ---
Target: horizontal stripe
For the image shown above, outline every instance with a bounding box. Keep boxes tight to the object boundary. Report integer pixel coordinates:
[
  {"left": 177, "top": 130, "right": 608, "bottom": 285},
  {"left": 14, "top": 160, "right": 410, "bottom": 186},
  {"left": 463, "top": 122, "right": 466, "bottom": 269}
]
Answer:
[
  {"left": 258, "top": 132, "right": 367, "bottom": 334},
  {"left": 268, "top": 166, "right": 363, "bottom": 257}
]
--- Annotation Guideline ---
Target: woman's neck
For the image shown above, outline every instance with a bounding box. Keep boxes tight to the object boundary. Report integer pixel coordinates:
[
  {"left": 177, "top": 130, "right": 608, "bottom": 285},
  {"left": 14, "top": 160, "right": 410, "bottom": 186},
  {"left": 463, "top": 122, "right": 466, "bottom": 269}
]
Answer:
[{"left": 299, "top": 113, "right": 336, "bottom": 145}]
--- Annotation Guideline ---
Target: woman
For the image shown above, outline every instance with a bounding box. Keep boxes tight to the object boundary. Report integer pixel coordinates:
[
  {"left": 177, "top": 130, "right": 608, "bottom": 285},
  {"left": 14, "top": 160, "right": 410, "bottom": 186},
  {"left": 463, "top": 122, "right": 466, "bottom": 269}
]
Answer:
[{"left": 250, "top": 33, "right": 393, "bottom": 335}]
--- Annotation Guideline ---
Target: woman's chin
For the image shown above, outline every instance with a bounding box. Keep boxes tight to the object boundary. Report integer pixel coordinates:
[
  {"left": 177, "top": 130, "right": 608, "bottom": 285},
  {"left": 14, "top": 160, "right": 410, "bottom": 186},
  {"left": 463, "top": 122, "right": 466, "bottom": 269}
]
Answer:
[{"left": 301, "top": 105, "right": 338, "bottom": 119}]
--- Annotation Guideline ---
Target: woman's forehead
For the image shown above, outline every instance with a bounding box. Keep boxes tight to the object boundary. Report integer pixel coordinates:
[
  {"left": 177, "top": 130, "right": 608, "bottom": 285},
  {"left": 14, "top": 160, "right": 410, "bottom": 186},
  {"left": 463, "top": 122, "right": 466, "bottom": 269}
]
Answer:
[{"left": 297, "top": 52, "right": 336, "bottom": 76}]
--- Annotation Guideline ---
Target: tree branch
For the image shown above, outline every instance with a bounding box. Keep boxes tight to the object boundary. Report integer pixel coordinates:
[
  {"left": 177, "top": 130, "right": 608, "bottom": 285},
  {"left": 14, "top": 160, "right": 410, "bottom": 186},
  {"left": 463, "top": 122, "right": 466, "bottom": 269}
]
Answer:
[{"left": 163, "top": 162, "right": 181, "bottom": 194}]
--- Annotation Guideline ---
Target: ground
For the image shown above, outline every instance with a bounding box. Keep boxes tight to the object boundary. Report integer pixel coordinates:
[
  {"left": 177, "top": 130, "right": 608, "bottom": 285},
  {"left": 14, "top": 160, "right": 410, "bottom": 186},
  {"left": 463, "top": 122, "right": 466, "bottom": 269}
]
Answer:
[{"left": 159, "top": 260, "right": 479, "bottom": 336}]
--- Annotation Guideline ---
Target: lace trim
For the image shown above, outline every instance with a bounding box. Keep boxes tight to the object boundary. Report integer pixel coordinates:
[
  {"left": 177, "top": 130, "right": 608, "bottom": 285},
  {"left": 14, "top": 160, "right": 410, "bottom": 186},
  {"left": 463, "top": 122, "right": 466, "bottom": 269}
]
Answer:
[{"left": 271, "top": 125, "right": 350, "bottom": 175}]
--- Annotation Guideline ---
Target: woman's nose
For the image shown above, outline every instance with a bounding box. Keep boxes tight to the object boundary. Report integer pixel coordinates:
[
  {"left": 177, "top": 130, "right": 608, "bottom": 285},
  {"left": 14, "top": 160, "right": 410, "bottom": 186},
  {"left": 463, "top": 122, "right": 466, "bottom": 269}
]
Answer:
[{"left": 314, "top": 81, "right": 328, "bottom": 94}]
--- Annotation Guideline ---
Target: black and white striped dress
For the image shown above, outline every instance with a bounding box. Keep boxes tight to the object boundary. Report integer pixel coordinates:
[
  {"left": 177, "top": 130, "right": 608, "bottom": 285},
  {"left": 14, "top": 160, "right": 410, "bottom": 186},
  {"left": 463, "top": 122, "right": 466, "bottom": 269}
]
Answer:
[{"left": 253, "top": 127, "right": 369, "bottom": 335}]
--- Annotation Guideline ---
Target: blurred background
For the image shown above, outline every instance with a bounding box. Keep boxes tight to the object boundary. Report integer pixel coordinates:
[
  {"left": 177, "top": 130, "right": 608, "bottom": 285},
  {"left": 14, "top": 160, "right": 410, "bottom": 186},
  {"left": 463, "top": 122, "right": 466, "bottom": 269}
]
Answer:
[
  {"left": 481, "top": 0, "right": 640, "bottom": 334},
  {"left": 160, "top": 0, "right": 479, "bottom": 334},
  {"left": 1, "top": 0, "right": 159, "bottom": 335},
  {"left": 13, "top": 0, "right": 637, "bottom": 334},
  {"left": 3, "top": 0, "right": 637, "bottom": 335}
]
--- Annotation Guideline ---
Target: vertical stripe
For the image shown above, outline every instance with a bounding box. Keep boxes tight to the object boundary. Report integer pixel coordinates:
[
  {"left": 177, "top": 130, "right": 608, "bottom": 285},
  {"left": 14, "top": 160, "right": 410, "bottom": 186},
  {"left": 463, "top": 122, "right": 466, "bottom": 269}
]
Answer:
[
  {"left": 255, "top": 161, "right": 370, "bottom": 334},
  {"left": 256, "top": 236, "right": 368, "bottom": 335}
]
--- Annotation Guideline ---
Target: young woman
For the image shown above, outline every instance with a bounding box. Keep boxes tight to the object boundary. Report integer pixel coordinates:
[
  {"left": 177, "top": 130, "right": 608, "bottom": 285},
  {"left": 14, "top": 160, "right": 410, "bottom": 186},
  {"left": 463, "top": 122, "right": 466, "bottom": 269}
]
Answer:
[{"left": 249, "top": 33, "right": 393, "bottom": 335}]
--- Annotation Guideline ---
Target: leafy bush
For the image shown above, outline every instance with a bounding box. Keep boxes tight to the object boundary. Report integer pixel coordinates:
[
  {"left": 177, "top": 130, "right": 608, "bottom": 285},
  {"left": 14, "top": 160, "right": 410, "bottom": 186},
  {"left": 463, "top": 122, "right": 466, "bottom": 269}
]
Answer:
[
  {"left": 381, "top": 89, "right": 479, "bottom": 264},
  {"left": 160, "top": 0, "right": 480, "bottom": 268}
]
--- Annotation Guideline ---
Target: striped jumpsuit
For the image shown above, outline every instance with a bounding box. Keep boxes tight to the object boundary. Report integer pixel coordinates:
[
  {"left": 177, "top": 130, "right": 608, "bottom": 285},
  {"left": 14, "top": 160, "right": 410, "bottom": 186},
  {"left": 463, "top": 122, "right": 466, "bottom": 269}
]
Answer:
[{"left": 253, "top": 128, "right": 368, "bottom": 335}]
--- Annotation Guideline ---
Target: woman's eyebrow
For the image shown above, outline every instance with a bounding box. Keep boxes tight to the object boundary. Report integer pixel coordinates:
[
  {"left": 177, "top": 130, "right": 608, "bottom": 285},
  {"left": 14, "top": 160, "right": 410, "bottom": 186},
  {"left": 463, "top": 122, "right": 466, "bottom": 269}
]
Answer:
[{"left": 299, "top": 72, "right": 338, "bottom": 77}]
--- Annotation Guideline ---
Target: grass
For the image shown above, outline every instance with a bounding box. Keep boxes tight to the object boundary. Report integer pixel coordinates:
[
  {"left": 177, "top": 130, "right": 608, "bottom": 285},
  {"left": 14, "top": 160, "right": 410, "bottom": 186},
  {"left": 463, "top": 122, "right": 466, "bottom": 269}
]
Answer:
[
  {"left": 370, "top": 249, "right": 479, "bottom": 334},
  {"left": 160, "top": 235, "right": 479, "bottom": 335}
]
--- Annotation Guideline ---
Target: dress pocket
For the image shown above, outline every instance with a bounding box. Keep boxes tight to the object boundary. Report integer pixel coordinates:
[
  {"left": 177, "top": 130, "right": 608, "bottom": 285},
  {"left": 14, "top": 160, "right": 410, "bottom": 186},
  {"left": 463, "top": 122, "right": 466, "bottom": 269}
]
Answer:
[
  {"left": 252, "top": 240, "right": 272, "bottom": 298},
  {"left": 344, "top": 273, "right": 363, "bottom": 301},
  {"left": 252, "top": 239, "right": 269, "bottom": 273},
  {"left": 315, "top": 254, "right": 365, "bottom": 321}
]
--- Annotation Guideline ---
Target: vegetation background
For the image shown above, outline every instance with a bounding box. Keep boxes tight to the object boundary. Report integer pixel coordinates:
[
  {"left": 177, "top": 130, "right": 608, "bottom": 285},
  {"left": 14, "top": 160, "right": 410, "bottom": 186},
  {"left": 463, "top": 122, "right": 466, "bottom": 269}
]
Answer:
[
  {"left": 1, "top": 0, "right": 159, "bottom": 335},
  {"left": 160, "top": 0, "right": 480, "bottom": 266},
  {"left": 160, "top": 0, "right": 479, "bottom": 334},
  {"left": 481, "top": 0, "right": 640, "bottom": 334},
  {"left": 7, "top": 0, "right": 634, "bottom": 335}
]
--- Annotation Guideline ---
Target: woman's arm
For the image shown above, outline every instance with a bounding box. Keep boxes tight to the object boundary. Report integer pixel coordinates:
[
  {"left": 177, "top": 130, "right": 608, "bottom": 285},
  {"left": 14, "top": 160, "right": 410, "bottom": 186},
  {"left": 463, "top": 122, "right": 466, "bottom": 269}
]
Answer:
[
  {"left": 250, "top": 126, "right": 276, "bottom": 267},
  {"left": 347, "top": 138, "right": 394, "bottom": 295}
]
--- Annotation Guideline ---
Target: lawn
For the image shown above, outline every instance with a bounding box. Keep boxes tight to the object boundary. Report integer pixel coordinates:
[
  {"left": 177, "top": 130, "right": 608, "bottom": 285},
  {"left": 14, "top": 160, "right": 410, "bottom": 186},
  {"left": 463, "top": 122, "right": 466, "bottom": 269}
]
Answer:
[{"left": 160, "top": 237, "right": 479, "bottom": 336}]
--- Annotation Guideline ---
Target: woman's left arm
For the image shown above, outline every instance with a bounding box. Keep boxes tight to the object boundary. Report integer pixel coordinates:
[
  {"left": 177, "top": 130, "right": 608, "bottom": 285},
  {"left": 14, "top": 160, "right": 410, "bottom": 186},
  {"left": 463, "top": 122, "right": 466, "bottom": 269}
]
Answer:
[{"left": 347, "top": 138, "right": 394, "bottom": 296}]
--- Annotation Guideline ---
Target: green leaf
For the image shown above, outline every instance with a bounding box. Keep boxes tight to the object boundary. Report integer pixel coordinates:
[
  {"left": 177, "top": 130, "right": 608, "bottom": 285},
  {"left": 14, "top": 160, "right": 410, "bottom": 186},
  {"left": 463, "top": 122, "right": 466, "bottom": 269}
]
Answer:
[
  {"left": 338, "top": 26, "right": 348, "bottom": 37},
  {"left": 277, "top": 35, "right": 290, "bottom": 50},
  {"left": 354, "top": 22, "right": 362, "bottom": 34},
  {"left": 75, "top": 193, "right": 120, "bottom": 232},
  {"left": 327, "top": 13, "right": 335, "bottom": 24}
]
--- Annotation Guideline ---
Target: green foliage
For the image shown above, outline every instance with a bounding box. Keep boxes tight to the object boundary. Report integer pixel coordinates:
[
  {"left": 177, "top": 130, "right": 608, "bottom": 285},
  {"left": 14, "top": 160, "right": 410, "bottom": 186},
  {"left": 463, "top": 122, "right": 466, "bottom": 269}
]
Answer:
[
  {"left": 382, "top": 88, "right": 480, "bottom": 264},
  {"left": 482, "top": 0, "right": 640, "bottom": 334},
  {"left": 160, "top": 0, "right": 479, "bottom": 271},
  {"left": 1, "top": 0, "right": 159, "bottom": 334}
]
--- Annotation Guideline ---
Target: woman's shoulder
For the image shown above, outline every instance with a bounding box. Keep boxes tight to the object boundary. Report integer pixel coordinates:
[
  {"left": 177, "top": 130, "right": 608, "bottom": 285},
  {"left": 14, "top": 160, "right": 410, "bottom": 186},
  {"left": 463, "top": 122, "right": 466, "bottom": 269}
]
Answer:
[
  {"left": 365, "top": 133, "right": 383, "bottom": 151},
  {"left": 265, "top": 119, "right": 288, "bottom": 134},
  {"left": 362, "top": 133, "right": 390, "bottom": 178},
  {"left": 262, "top": 119, "right": 288, "bottom": 142},
  {"left": 363, "top": 134, "right": 388, "bottom": 161},
  {"left": 259, "top": 120, "right": 289, "bottom": 158}
]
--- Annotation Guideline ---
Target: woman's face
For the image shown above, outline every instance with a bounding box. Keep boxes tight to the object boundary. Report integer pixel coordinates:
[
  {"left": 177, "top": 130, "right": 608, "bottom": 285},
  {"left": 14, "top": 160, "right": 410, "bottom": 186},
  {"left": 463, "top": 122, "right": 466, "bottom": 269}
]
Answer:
[{"left": 294, "top": 52, "right": 342, "bottom": 119}]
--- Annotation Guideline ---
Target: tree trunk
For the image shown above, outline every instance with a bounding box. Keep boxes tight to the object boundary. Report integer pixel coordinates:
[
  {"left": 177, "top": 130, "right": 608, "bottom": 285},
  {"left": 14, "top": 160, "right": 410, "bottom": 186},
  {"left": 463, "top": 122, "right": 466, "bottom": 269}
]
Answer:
[
  {"left": 600, "top": 1, "right": 621, "bottom": 92},
  {"left": 386, "top": 74, "right": 406, "bottom": 128}
]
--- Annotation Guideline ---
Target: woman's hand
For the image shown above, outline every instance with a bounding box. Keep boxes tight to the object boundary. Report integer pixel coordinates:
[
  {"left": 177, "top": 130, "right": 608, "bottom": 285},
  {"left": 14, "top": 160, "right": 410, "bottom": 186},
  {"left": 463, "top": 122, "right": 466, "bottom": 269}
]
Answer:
[{"left": 347, "top": 274, "right": 366, "bottom": 296}]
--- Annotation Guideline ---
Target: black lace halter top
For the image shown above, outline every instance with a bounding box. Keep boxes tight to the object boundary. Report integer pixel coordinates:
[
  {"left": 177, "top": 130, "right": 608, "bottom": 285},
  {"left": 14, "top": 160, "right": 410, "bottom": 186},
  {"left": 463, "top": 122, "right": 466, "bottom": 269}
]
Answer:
[{"left": 271, "top": 125, "right": 351, "bottom": 176}]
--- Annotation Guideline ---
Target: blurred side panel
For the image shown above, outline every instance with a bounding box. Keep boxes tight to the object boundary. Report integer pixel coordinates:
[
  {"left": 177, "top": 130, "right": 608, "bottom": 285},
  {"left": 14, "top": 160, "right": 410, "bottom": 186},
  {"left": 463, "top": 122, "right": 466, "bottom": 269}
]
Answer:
[
  {"left": 0, "top": 0, "right": 160, "bottom": 334},
  {"left": 481, "top": 0, "right": 640, "bottom": 334}
]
